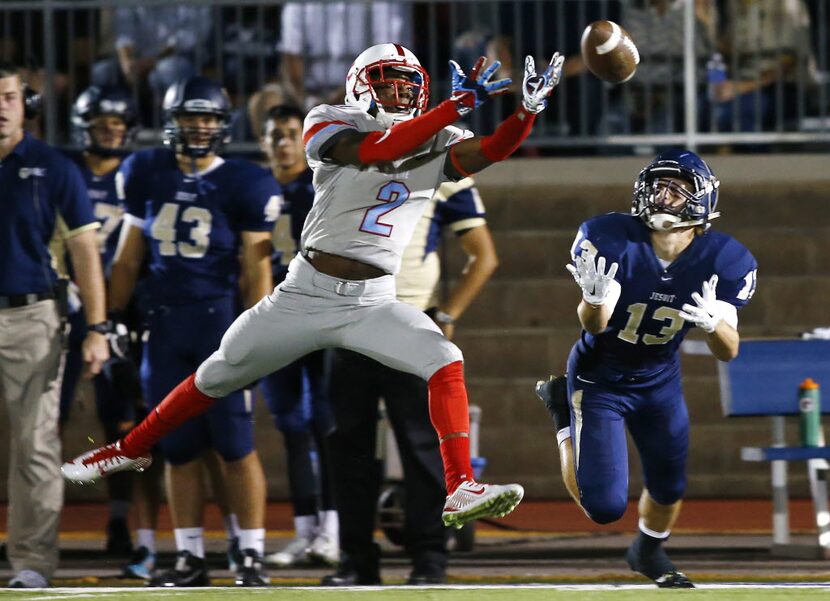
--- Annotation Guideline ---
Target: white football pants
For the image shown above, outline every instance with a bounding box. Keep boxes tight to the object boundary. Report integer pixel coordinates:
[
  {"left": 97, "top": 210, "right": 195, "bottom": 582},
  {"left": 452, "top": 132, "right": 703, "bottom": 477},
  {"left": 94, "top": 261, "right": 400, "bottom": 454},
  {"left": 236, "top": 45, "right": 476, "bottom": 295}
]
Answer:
[{"left": 196, "top": 254, "right": 463, "bottom": 397}]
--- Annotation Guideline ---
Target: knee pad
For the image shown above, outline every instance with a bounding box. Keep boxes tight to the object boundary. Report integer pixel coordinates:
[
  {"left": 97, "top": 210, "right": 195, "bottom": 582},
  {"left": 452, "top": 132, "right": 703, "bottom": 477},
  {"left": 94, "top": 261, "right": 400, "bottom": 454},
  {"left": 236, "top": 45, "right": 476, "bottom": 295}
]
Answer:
[{"left": 580, "top": 487, "right": 628, "bottom": 525}]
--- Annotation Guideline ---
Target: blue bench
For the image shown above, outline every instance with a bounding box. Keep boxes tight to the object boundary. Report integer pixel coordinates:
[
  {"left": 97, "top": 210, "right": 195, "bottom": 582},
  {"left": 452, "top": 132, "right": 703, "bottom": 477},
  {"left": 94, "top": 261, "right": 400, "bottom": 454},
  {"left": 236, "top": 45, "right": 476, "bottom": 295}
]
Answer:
[{"left": 717, "top": 338, "right": 830, "bottom": 556}]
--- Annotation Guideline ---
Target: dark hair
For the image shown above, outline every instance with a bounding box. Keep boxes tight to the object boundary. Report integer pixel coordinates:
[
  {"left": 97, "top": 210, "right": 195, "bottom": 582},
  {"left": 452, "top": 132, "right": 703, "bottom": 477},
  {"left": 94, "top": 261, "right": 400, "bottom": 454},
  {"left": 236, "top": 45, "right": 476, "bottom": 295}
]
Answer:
[
  {"left": 0, "top": 61, "right": 23, "bottom": 81},
  {"left": 263, "top": 104, "right": 305, "bottom": 129}
]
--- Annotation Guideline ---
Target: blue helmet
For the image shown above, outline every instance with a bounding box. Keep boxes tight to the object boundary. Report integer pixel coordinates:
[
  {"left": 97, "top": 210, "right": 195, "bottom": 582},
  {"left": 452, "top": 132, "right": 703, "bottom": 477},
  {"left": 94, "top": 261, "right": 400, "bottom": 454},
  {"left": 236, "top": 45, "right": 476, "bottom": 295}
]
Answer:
[
  {"left": 162, "top": 76, "right": 232, "bottom": 158},
  {"left": 632, "top": 149, "right": 720, "bottom": 230},
  {"left": 71, "top": 85, "right": 137, "bottom": 156}
]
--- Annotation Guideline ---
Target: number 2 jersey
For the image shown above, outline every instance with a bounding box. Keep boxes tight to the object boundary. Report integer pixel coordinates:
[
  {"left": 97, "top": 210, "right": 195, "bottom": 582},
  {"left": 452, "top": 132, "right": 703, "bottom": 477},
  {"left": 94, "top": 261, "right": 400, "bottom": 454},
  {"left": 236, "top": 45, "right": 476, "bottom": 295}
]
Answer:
[
  {"left": 118, "top": 148, "right": 282, "bottom": 305},
  {"left": 570, "top": 213, "right": 758, "bottom": 379},
  {"left": 301, "top": 104, "right": 472, "bottom": 275}
]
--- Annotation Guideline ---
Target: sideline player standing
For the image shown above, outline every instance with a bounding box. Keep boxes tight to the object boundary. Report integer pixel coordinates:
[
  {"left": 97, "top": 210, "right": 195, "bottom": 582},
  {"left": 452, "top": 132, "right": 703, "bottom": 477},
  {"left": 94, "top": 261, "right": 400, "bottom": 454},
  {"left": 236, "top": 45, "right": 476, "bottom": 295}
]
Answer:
[
  {"left": 536, "top": 150, "right": 757, "bottom": 588},
  {"left": 256, "top": 105, "right": 340, "bottom": 568},
  {"left": 63, "top": 44, "right": 564, "bottom": 529},
  {"left": 60, "top": 85, "right": 141, "bottom": 556},
  {"left": 105, "top": 76, "right": 281, "bottom": 586}
]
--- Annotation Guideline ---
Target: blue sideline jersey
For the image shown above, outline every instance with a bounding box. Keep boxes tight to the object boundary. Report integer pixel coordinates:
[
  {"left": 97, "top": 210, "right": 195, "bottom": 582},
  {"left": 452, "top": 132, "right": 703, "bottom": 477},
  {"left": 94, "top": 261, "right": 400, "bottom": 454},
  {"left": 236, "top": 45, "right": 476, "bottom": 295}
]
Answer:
[
  {"left": 570, "top": 213, "right": 758, "bottom": 379},
  {"left": 118, "top": 149, "right": 282, "bottom": 305},
  {"left": 65, "top": 151, "right": 124, "bottom": 271},
  {"left": 0, "top": 133, "right": 97, "bottom": 295},
  {"left": 270, "top": 167, "right": 314, "bottom": 281}
]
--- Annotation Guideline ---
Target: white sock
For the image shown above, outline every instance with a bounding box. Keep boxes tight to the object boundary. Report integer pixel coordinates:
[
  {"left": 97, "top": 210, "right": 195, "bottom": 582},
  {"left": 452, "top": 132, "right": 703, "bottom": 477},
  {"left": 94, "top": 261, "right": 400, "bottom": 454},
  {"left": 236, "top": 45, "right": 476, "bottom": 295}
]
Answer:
[
  {"left": 224, "top": 513, "right": 240, "bottom": 541},
  {"left": 294, "top": 514, "right": 317, "bottom": 540},
  {"left": 317, "top": 510, "right": 339, "bottom": 539},
  {"left": 136, "top": 528, "right": 156, "bottom": 554},
  {"left": 638, "top": 518, "right": 671, "bottom": 539},
  {"left": 238, "top": 528, "right": 266, "bottom": 555},
  {"left": 174, "top": 527, "right": 205, "bottom": 558}
]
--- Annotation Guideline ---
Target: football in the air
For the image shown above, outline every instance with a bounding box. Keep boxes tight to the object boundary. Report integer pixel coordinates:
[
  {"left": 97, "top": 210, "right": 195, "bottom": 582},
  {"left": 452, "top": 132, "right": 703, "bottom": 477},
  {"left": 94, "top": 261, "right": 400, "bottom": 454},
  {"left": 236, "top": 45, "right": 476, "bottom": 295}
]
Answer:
[{"left": 580, "top": 20, "right": 640, "bottom": 84}]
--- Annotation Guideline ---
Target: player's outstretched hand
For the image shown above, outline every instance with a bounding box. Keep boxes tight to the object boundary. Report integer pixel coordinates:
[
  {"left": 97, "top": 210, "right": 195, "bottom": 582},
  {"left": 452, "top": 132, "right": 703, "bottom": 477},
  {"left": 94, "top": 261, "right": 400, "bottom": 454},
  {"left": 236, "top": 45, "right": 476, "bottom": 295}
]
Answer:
[
  {"left": 449, "top": 56, "right": 512, "bottom": 115},
  {"left": 566, "top": 253, "right": 619, "bottom": 306},
  {"left": 679, "top": 274, "right": 722, "bottom": 333},
  {"left": 521, "top": 53, "right": 564, "bottom": 114}
]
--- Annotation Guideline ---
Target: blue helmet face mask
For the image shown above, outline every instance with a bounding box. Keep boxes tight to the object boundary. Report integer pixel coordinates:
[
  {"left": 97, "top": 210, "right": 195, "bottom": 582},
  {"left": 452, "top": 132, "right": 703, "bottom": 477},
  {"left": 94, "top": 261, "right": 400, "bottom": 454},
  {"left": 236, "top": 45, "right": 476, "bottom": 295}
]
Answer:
[
  {"left": 162, "top": 76, "right": 232, "bottom": 158},
  {"left": 632, "top": 150, "right": 720, "bottom": 231},
  {"left": 71, "top": 85, "right": 137, "bottom": 157}
]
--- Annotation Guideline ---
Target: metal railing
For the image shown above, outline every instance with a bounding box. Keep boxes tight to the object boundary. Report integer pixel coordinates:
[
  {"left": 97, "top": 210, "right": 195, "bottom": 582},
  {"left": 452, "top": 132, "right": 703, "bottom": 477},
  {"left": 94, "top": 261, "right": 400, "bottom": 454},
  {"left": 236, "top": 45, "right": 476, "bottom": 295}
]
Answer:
[{"left": 3, "top": 0, "right": 828, "bottom": 153}]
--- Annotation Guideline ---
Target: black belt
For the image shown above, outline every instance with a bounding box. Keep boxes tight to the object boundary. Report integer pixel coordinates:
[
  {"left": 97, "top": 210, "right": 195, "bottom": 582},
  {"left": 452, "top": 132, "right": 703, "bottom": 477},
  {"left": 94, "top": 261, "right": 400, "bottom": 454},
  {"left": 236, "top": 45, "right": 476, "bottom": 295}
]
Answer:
[{"left": 0, "top": 291, "right": 54, "bottom": 309}]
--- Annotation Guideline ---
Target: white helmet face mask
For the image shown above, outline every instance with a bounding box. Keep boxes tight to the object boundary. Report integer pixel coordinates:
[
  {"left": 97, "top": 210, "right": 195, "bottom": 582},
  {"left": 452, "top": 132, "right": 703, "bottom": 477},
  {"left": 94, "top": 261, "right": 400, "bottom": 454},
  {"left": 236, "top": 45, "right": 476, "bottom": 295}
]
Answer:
[{"left": 345, "top": 43, "right": 430, "bottom": 128}]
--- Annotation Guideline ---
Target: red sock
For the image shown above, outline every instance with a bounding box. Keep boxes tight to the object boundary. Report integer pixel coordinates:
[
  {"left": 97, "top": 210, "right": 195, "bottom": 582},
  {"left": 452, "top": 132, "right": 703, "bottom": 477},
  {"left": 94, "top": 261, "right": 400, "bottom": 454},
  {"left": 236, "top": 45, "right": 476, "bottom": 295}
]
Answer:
[
  {"left": 428, "top": 361, "right": 473, "bottom": 494},
  {"left": 121, "top": 373, "right": 216, "bottom": 457}
]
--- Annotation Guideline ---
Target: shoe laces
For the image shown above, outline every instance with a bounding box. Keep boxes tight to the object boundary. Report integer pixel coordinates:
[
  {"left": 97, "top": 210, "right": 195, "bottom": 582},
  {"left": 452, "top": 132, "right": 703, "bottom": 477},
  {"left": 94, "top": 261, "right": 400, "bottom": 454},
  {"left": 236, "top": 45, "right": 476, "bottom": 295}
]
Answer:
[
  {"left": 446, "top": 481, "right": 493, "bottom": 509},
  {"left": 81, "top": 443, "right": 123, "bottom": 467}
]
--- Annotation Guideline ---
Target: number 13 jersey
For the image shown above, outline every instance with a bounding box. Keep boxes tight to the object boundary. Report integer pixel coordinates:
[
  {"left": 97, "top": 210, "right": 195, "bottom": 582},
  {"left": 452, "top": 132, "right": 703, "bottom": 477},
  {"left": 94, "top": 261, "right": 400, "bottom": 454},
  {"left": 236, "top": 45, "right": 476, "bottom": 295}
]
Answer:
[
  {"left": 302, "top": 104, "right": 472, "bottom": 275},
  {"left": 570, "top": 213, "right": 758, "bottom": 379}
]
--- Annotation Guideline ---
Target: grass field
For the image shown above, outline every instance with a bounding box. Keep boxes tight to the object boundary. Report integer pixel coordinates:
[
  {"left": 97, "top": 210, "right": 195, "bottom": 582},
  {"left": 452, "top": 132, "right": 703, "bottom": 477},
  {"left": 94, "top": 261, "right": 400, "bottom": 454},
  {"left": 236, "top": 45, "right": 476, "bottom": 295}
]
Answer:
[{"left": 4, "top": 585, "right": 830, "bottom": 601}]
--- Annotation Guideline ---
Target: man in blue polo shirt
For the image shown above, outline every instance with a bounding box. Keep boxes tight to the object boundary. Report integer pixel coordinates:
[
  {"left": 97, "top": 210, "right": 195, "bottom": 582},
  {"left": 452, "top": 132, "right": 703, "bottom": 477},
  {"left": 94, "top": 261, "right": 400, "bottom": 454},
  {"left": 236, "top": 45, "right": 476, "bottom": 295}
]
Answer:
[{"left": 0, "top": 62, "right": 109, "bottom": 588}]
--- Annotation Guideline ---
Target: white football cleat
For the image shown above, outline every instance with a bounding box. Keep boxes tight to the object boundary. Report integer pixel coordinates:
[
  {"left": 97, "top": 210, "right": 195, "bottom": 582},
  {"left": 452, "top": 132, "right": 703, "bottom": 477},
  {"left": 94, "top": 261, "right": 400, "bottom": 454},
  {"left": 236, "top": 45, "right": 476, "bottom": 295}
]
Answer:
[
  {"left": 307, "top": 532, "right": 339, "bottom": 566},
  {"left": 265, "top": 536, "right": 311, "bottom": 567},
  {"left": 61, "top": 442, "right": 152, "bottom": 484},
  {"left": 442, "top": 480, "right": 524, "bottom": 529}
]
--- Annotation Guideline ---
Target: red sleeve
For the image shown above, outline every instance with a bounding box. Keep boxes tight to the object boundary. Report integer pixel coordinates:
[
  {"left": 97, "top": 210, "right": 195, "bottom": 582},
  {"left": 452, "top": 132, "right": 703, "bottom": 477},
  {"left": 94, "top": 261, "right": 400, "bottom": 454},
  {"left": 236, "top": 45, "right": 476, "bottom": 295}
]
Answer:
[
  {"left": 479, "top": 107, "right": 536, "bottom": 162},
  {"left": 357, "top": 100, "right": 461, "bottom": 164}
]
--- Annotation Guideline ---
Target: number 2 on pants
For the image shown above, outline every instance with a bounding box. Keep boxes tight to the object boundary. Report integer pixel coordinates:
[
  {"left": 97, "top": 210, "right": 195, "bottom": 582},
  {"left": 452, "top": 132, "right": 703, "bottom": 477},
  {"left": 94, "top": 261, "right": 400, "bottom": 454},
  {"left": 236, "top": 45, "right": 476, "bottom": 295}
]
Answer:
[{"left": 360, "top": 181, "right": 410, "bottom": 237}]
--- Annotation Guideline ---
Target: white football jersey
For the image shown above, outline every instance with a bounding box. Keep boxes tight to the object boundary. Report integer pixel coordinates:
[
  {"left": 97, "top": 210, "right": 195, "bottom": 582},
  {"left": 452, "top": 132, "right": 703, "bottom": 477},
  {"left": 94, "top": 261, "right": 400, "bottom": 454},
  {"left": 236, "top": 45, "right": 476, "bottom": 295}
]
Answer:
[{"left": 301, "top": 104, "right": 472, "bottom": 275}]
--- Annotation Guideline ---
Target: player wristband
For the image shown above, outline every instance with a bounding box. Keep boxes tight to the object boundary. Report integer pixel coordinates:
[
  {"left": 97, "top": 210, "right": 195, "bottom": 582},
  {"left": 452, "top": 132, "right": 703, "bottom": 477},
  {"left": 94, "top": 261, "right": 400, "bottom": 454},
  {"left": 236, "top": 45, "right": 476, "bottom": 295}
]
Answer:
[
  {"left": 87, "top": 321, "right": 112, "bottom": 335},
  {"left": 435, "top": 310, "right": 456, "bottom": 325}
]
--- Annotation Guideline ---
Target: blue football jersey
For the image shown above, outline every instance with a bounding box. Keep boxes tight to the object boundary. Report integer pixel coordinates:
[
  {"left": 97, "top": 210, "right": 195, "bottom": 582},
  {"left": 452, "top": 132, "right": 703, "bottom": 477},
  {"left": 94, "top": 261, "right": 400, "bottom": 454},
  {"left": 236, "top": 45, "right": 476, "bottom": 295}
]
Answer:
[
  {"left": 571, "top": 213, "right": 758, "bottom": 377},
  {"left": 65, "top": 151, "right": 124, "bottom": 271},
  {"left": 426, "top": 181, "right": 486, "bottom": 257},
  {"left": 282, "top": 168, "right": 314, "bottom": 248},
  {"left": 118, "top": 149, "right": 282, "bottom": 305},
  {"left": 270, "top": 167, "right": 314, "bottom": 282}
]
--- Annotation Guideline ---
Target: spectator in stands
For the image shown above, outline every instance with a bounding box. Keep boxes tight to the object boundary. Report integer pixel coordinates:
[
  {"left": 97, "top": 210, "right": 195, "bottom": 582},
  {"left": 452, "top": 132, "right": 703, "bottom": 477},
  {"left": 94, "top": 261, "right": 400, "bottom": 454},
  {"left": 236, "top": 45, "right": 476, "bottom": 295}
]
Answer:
[
  {"left": 323, "top": 178, "right": 498, "bottom": 586},
  {"left": 710, "top": 0, "right": 816, "bottom": 132},
  {"left": 276, "top": 1, "right": 413, "bottom": 111},
  {"left": 603, "top": 0, "right": 718, "bottom": 136},
  {"left": 91, "top": 6, "right": 212, "bottom": 122}
]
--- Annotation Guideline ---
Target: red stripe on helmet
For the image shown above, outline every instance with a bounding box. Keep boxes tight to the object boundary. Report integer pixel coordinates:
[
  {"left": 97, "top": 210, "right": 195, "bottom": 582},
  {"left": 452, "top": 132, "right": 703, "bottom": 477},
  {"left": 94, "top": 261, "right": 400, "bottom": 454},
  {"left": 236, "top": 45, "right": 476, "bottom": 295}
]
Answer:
[{"left": 393, "top": 43, "right": 405, "bottom": 56}]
